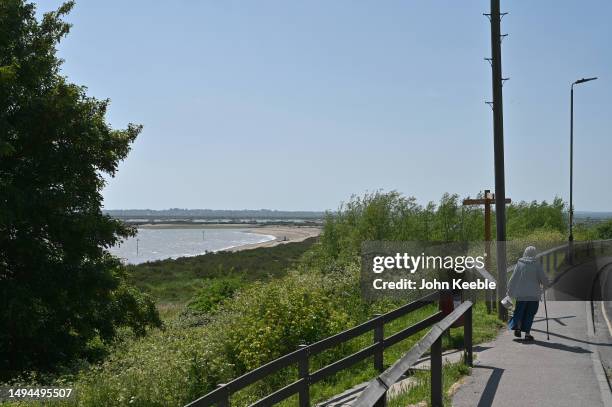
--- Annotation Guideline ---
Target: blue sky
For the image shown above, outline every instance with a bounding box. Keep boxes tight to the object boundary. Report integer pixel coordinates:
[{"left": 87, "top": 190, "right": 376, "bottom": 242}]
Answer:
[{"left": 38, "top": 1, "right": 611, "bottom": 211}]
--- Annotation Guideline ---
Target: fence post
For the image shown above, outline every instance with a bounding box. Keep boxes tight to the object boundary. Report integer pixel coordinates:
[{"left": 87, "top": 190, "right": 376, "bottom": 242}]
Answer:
[
  {"left": 464, "top": 305, "right": 473, "bottom": 367},
  {"left": 374, "top": 391, "right": 387, "bottom": 407},
  {"left": 216, "top": 384, "right": 230, "bottom": 407},
  {"left": 373, "top": 314, "right": 384, "bottom": 373},
  {"left": 298, "top": 344, "right": 309, "bottom": 407},
  {"left": 483, "top": 279, "right": 493, "bottom": 314},
  {"left": 431, "top": 336, "right": 442, "bottom": 407}
]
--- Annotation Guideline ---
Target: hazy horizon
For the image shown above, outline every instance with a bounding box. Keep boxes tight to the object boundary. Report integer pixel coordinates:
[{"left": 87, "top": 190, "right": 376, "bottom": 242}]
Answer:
[
  {"left": 102, "top": 203, "right": 612, "bottom": 213},
  {"left": 38, "top": 1, "right": 612, "bottom": 212},
  {"left": 103, "top": 208, "right": 612, "bottom": 217}
]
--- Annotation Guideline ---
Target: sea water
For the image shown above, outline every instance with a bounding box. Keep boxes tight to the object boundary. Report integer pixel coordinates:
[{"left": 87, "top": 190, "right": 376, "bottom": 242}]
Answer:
[{"left": 108, "top": 228, "right": 275, "bottom": 264}]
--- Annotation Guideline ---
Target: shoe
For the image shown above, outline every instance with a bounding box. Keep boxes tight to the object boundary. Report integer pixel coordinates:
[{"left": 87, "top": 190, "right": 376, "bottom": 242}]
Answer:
[
  {"left": 514, "top": 329, "right": 521, "bottom": 338},
  {"left": 524, "top": 334, "right": 534, "bottom": 341}
]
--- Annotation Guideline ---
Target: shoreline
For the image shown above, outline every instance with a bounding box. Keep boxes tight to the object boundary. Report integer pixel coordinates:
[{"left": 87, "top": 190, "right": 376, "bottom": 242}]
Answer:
[
  {"left": 229, "top": 226, "right": 320, "bottom": 252},
  {"left": 138, "top": 223, "right": 321, "bottom": 230},
  {"left": 126, "top": 225, "right": 321, "bottom": 261}
]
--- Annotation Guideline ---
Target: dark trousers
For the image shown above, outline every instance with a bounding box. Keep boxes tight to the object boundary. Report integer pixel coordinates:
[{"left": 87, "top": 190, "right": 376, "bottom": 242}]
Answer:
[{"left": 508, "top": 300, "right": 539, "bottom": 333}]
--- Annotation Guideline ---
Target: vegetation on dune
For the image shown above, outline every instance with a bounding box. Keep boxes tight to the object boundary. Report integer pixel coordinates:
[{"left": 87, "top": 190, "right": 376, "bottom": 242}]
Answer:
[
  {"left": 10, "top": 270, "right": 500, "bottom": 407},
  {"left": 11, "top": 190, "right": 571, "bottom": 406},
  {"left": 128, "top": 237, "right": 317, "bottom": 306},
  {"left": 5, "top": 184, "right": 609, "bottom": 405},
  {"left": 107, "top": 191, "right": 592, "bottom": 406},
  {"left": 12, "top": 270, "right": 360, "bottom": 407},
  {"left": 187, "top": 276, "right": 243, "bottom": 313}
]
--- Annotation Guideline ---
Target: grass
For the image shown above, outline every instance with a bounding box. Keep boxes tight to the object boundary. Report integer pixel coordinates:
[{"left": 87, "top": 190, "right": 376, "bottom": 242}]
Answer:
[{"left": 387, "top": 361, "right": 471, "bottom": 407}]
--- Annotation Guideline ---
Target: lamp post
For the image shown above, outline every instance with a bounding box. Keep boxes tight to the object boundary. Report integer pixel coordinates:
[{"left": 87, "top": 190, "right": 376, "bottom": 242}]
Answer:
[{"left": 569, "top": 77, "right": 597, "bottom": 261}]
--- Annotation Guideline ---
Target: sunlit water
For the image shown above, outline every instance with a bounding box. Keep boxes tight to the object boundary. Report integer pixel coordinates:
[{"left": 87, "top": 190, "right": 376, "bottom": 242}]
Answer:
[{"left": 109, "top": 228, "right": 275, "bottom": 264}]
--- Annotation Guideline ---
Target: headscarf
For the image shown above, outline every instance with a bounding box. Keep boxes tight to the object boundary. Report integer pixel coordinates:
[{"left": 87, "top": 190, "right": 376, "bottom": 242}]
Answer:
[{"left": 523, "top": 246, "right": 537, "bottom": 259}]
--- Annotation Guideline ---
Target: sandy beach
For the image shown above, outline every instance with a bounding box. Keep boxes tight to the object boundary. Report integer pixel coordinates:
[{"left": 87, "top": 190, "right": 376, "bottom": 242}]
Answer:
[{"left": 230, "top": 226, "right": 321, "bottom": 252}]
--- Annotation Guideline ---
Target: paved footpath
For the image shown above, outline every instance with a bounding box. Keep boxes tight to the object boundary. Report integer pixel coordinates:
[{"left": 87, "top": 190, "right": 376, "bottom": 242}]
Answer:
[{"left": 453, "top": 301, "right": 612, "bottom": 407}]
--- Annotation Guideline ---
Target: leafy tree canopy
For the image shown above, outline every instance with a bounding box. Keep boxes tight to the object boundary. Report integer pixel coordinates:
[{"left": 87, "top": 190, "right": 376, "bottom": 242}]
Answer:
[
  {"left": 0, "top": 0, "right": 160, "bottom": 377},
  {"left": 308, "top": 191, "right": 569, "bottom": 272}
]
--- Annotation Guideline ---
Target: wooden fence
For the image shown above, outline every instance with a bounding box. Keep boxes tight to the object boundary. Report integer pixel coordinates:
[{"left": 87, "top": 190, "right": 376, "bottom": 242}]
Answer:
[
  {"left": 353, "top": 300, "right": 473, "bottom": 407},
  {"left": 186, "top": 290, "right": 459, "bottom": 407}
]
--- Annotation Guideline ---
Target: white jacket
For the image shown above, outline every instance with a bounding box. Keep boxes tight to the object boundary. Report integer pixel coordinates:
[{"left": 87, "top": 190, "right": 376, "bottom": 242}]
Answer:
[{"left": 507, "top": 257, "right": 550, "bottom": 301}]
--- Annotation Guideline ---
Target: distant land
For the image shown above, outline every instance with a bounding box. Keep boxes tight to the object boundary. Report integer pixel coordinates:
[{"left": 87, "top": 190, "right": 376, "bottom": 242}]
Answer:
[
  {"left": 575, "top": 211, "right": 612, "bottom": 219},
  {"left": 574, "top": 211, "right": 612, "bottom": 224},
  {"left": 104, "top": 208, "right": 611, "bottom": 227},
  {"left": 104, "top": 209, "right": 326, "bottom": 225}
]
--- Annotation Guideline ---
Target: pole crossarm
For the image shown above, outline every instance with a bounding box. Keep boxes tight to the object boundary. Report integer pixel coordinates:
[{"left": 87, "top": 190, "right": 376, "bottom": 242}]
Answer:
[
  {"left": 462, "top": 197, "right": 511, "bottom": 206},
  {"left": 463, "top": 190, "right": 511, "bottom": 314}
]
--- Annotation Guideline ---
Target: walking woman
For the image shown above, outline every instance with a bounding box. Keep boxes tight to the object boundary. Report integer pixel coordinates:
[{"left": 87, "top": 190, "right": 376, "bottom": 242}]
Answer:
[{"left": 507, "top": 246, "right": 550, "bottom": 341}]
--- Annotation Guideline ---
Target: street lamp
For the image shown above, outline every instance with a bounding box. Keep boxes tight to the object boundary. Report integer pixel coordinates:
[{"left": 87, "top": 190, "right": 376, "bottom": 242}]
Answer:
[{"left": 569, "top": 77, "right": 597, "bottom": 254}]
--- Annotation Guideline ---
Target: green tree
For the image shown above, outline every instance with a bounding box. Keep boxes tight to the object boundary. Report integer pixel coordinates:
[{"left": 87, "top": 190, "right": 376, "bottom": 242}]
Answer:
[
  {"left": 0, "top": 0, "right": 160, "bottom": 376},
  {"left": 505, "top": 197, "right": 567, "bottom": 238},
  {"left": 188, "top": 276, "right": 243, "bottom": 313},
  {"left": 310, "top": 191, "right": 569, "bottom": 273}
]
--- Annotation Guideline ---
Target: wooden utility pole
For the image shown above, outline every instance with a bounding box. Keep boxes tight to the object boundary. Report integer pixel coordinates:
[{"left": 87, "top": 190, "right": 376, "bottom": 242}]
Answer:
[
  {"left": 485, "top": 0, "right": 509, "bottom": 321},
  {"left": 463, "top": 190, "right": 511, "bottom": 314}
]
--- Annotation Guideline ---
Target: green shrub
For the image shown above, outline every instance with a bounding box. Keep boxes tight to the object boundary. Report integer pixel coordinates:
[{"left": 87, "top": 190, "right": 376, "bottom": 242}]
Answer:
[
  {"left": 187, "top": 277, "right": 243, "bottom": 313},
  {"left": 220, "top": 271, "right": 361, "bottom": 372},
  {"left": 596, "top": 219, "right": 612, "bottom": 239},
  {"left": 54, "top": 269, "right": 362, "bottom": 406}
]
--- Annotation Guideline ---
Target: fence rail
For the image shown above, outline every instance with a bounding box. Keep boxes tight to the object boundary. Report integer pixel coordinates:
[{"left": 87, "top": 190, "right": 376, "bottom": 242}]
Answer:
[
  {"left": 506, "top": 239, "right": 612, "bottom": 283},
  {"left": 353, "top": 300, "right": 473, "bottom": 407},
  {"left": 186, "top": 290, "right": 448, "bottom": 407}
]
